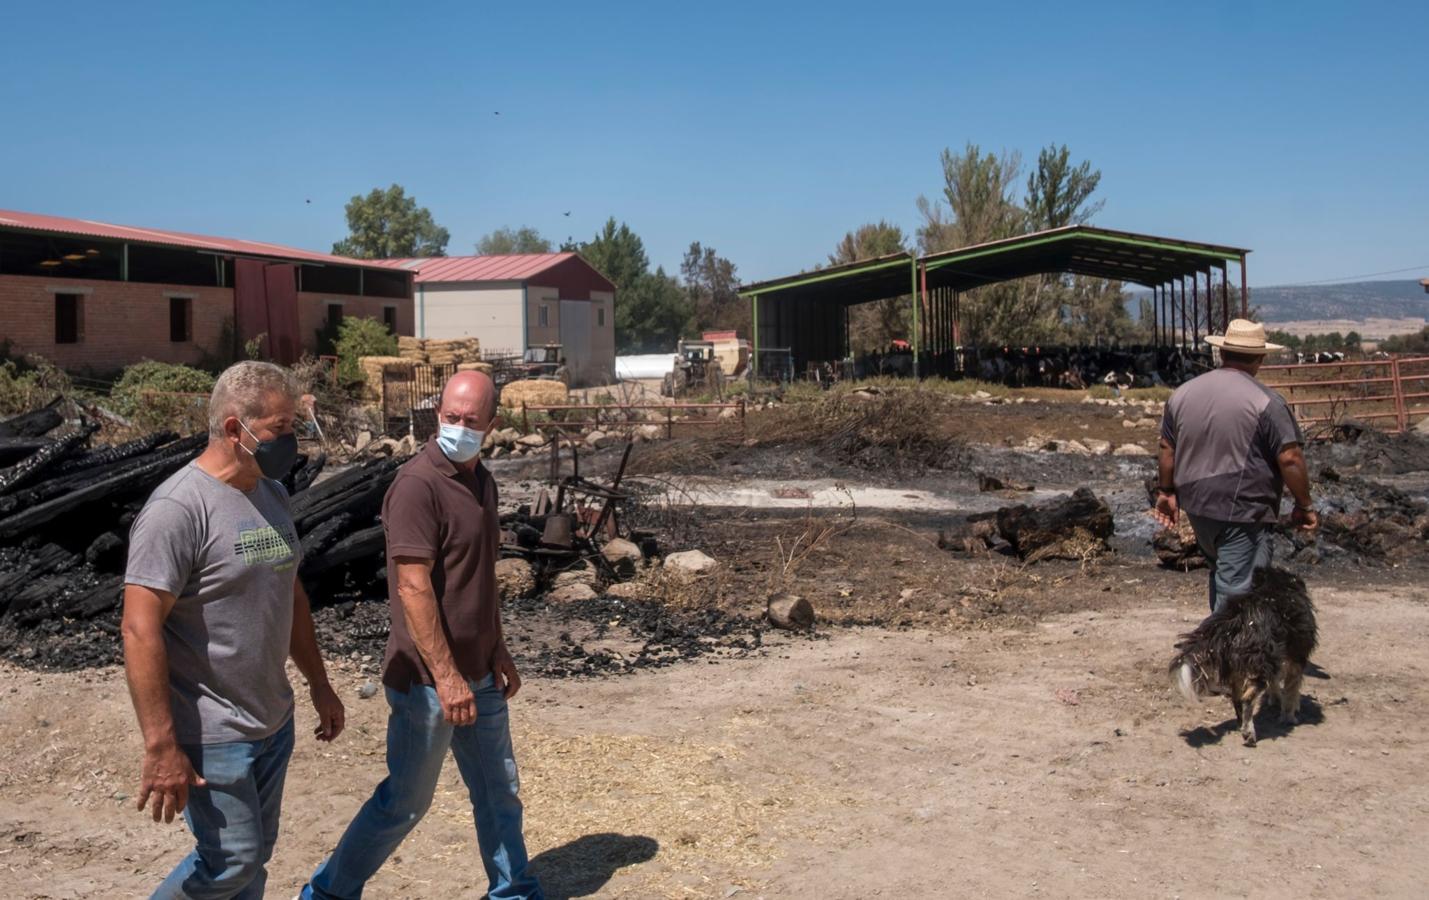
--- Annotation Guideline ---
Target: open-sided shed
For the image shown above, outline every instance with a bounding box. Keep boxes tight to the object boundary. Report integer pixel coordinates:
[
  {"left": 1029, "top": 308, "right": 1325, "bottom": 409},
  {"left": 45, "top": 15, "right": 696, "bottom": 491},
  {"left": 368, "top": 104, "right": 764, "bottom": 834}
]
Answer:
[{"left": 737, "top": 225, "right": 1251, "bottom": 378}]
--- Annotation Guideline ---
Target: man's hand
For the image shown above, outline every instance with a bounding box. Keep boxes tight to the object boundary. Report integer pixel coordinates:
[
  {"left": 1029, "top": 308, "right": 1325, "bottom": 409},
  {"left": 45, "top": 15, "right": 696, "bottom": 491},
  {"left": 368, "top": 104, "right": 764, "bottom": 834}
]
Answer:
[
  {"left": 1291, "top": 505, "right": 1320, "bottom": 532},
  {"left": 1151, "top": 492, "right": 1179, "bottom": 530},
  {"left": 436, "top": 672, "right": 477, "bottom": 726},
  {"left": 493, "top": 643, "right": 522, "bottom": 700},
  {"left": 310, "top": 681, "right": 346, "bottom": 742},
  {"left": 137, "top": 742, "right": 205, "bottom": 824}
]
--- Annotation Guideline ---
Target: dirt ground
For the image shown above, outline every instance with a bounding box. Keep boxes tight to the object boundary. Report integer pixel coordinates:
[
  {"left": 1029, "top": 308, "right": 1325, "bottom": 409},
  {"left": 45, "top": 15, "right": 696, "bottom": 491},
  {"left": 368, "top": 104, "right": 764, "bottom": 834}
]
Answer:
[
  {"left": 3, "top": 387, "right": 1427, "bottom": 898},
  {"left": 2, "top": 560, "right": 1426, "bottom": 899}
]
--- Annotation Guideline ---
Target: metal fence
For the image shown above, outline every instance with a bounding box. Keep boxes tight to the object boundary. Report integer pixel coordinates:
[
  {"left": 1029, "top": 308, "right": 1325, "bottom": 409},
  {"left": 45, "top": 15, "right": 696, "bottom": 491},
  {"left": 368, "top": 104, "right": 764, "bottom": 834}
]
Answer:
[
  {"left": 518, "top": 401, "right": 746, "bottom": 439},
  {"left": 1261, "top": 355, "right": 1429, "bottom": 435},
  {"left": 381, "top": 362, "right": 456, "bottom": 436}
]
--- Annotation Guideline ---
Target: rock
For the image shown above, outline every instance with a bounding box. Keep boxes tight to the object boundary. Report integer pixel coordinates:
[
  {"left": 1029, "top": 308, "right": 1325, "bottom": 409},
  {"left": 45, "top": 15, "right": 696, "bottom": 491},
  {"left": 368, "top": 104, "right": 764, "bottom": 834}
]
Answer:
[
  {"left": 488, "top": 446, "right": 504, "bottom": 459},
  {"left": 354, "top": 430, "right": 373, "bottom": 452},
  {"left": 664, "top": 549, "right": 718, "bottom": 575},
  {"left": 604, "top": 581, "right": 645, "bottom": 600},
  {"left": 495, "top": 558, "right": 535, "bottom": 601},
  {"left": 548, "top": 582, "right": 597, "bottom": 603},
  {"left": 767, "top": 592, "right": 815, "bottom": 630},
  {"left": 517, "top": 432, "right": 548, "bottom": 448},
  {"left": 1084, "top": 439, "right": 1112, "bottom": 455},
  {"left": 1122, "top": 419, "right": 1138, "bottom": 429},
  {"left": 978, "top": 473, "right": 1033, "bottom": 492},
  {"left": 492, "top": 428, "right": 520, "bottom": 449},
  {"left": 358, "top": 681, "right": 380, "bottom": 700},
  {"left": 718, "top": 405, "right": 740, "bottom": 420},
  {"left": 972, "top": 390, "right": 992, "bottom": 400},
  {"left": 585, "top": 430, "right": 608, "bottom": 449},
  {"left": 602, "top": 537, "right": 643, "bottom": 579},
  {"left": 1415, "top": 417, "right": 1429, "bottom": 436},
  {"left": 635, "top": 424, "right": 664, "bottom": 442},
  {"left": 1135, "top": 417, "right": 1160, "bottom": 428},
  {"left": 1114, "top": 443, "right": 1149, "bottom": 457},
  {"left": 1061, "top": 440, "right": 1092, "bottom": 455},
  {"left": 399, "top": 435, "right": 417, "bottom": 455},
  {"left": 553, "top": 567, "right": 598, "bottom": 589},
  {"left": 371, "top": 437, "right": 401, "bottom": 456}
]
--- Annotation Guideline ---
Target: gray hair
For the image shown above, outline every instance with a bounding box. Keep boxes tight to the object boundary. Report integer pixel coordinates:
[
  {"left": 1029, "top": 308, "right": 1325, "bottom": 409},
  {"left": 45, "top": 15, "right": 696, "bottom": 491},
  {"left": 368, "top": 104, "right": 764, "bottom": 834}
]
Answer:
[{"left": 208, "top": 361, "right": 300, "bottom": 437}]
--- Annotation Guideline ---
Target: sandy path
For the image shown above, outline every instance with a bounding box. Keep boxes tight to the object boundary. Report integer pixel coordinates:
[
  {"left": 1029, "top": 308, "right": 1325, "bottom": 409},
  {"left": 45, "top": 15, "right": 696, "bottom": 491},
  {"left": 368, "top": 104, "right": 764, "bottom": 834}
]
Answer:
[{"left": 1, "top": 577, "right": 1426, "bottom": 899}]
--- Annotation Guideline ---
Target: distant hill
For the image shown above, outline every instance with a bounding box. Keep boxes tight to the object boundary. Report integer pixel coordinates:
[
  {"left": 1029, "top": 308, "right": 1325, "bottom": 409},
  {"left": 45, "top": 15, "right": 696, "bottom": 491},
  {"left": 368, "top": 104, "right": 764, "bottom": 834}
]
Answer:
[{"left": 1250, "top": 280, "right": 1429, "bottom": 323}]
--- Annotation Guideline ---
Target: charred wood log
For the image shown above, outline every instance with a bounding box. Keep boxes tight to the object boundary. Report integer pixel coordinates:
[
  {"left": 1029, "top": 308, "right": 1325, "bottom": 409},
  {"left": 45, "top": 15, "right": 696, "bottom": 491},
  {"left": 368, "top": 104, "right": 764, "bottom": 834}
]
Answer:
[
  {"left": 937, "top": 511, "right": 1000, "bottom": 554},
  {"left": 291, "top": 458, "right": 401, "bottom": 535},
  {"left": 288, "top": 451, "right": 327, "bottom": 496},
  {"left": 0, "top": 399, "right": 63, "bottom": 438},
  {"left": 1153, "top": 517, "right": 1206, "bottom": 570},
  {"left": 84, "top": 531, "right": 128, "bottom": 572},
  {"left": 300, "top": 524, "right": 385, "bottom": 578},
  {"left": 995, "top": 487, "right": 1114, "bottom": 560},
  {"left": 0, "top": 437, "right": 203, "bottom": 541},
  {"left": 0, "top": 434, "right": 203, "bottom": 516},
  {"left": 0, "top": 424, "right": 97, "bottom": 495},
  {"left": 0, "top": 437, "right": 55, "bottom": 466},
  {"left": 299, "top": 513, "right": 353, "bottom": 559},
  {"left": 47, "top": 431, "right": 179, "bottom": 478}
]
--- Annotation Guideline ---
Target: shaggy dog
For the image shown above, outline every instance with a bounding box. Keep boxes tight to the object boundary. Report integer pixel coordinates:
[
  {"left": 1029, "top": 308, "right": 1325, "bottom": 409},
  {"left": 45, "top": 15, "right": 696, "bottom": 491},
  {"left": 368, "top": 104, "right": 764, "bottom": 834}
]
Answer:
[{"left": 1169, "top": 567, "right": 1318, "bottom": 746}]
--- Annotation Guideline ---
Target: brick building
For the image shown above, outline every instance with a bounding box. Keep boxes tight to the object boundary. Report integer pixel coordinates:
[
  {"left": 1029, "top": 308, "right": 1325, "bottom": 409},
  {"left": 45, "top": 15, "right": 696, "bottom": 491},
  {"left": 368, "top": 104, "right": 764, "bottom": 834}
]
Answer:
[{"left": 0, "top": 209, "right": 413, "bottom": 372}]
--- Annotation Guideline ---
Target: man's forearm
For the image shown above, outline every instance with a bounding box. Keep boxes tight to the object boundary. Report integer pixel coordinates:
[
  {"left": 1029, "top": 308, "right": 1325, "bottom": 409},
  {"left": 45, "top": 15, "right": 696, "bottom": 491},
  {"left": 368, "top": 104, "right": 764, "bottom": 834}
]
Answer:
[
  {"left": 289, "top": 581, "right": 330, "bottom": 687},
  {"left": 1157, "top": 439, "right": 1176, "bottom": 491},
  {"left": 123, "top": 626, "right": 178, "bottom": 751},
  {"left": 1279, "top": 448, "right": 1313, "bottom": 508},
  {"left": 399, "top": 584, "right": 462, "bottom": 681}
]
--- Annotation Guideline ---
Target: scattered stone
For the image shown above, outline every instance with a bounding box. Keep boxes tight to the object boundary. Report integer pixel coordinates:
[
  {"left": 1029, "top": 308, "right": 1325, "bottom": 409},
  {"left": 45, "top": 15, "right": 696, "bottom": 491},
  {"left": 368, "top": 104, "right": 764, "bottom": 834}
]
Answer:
[
  {"left": 354, "top": 430, "right": 373, "bottom": 452},
  {"left": 718, "top": 406, "right": 740, "bottom": 420},
  {"left": 495, "top": 558, "right": 535, "bottom": 601},
  {"left": 358, "top": 681, "right": 379, "bottom": 700},
  {"left": 1113, "top": 443, "right": 1150, "bottom": 457},
  {"left": 978, "top": 473, "right": 1034, "bottom": 493},
  {"left": 398, "top": 435, "right": 418, "bottom": 455},
  {"left": 972, "top": 390, "right": 992, "bottom": 400},
  {"left": 517, "top": 433, "right": 548, "bottom": 448},
  {"left": 1134, "top": 417, "right": 1160, "bottom": 428},
  {"left": 635, "top": 424, "right": 664, "bottom": 442},
  {"left": 602, "top": 537, "right": 643, "bottom": 579},
  {"left": 586, "top": 430, "right": 608, "bottom": 449},
  {"left": 767, "top": 592, "right": 815, "bottom": 630},
  {"left": 553, "top": 566, "right": 598, "bottom": 589},
  {"left": 604, "top": 581, "right": 645, "bottom": 600},
  {"left": 1122, "top": 419, "right": 1138, "bottom": 429},
  {"left": 1084, "top": 439, "right": 1112, "bottom": 455},
  {"left": 664, "top": 549, "right": 718, "bottom": 575},
  {"left": 1061, "top": 440, "right": 1092, "bottom": 455}
]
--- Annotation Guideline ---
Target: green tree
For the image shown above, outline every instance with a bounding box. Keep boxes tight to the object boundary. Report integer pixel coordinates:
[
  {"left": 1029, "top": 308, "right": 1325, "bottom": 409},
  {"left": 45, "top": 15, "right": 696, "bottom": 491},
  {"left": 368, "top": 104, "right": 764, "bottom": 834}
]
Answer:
[
  {"left": 476, "top": 226, "right": 552, "bottom": 255},
  {"left": 619, "top": 268, "right": 693, "bottom": 353},
  {"left": 566, "top": 218, "right": 693, "bottom": 352},
  {"left": 333, "top": 316, "right": 399, "bottom": 384},
  {"left": 332, "top": 185, "right": 449, "bottom": 259},
  {"left": 1382, "top": 326, "right": 1429, "bottom": 354},
  {"left": 565, "top": 218, "right": 648, "bottom": 289},
  {"left": 681, "top": 242, "right": 746, "bottom": 336},
  {"left": 1024, "top": 144, "right": 1103, "bottom": 232},
  {"left": 829, "top": 221, "right": 910, "bottom": 352}
]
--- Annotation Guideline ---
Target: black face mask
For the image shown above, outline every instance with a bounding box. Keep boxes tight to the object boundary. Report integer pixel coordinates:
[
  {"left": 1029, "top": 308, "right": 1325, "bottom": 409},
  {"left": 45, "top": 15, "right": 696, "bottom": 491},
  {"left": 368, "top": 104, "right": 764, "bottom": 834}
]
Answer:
[{"left": 240, "top": 421, "right": 299, "bottom": 480}]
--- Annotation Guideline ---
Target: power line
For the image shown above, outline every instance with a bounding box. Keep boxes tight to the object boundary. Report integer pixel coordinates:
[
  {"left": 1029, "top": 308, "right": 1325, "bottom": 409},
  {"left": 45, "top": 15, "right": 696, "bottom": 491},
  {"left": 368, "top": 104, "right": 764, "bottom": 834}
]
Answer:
[{"left": 1268, "top": 264, "right": 1429, "bottom": 288}]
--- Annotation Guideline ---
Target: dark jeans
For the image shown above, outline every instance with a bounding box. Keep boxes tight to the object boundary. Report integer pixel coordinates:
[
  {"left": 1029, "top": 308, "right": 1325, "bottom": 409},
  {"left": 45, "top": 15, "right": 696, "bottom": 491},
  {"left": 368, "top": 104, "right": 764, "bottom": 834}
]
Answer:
[
  {"left": 152, "top": 717, "right": 295, "bottom": 900},
  {"left": 1186, "top": 513, "right": 1275, "bottom": 613}
]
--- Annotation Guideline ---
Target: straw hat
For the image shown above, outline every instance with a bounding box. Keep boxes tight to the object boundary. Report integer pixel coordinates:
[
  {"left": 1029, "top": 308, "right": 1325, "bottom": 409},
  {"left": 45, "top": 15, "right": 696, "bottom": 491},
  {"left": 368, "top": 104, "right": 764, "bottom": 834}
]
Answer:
[{"left": 1205, "top": 319, "right": 1284, "bottom": 354}]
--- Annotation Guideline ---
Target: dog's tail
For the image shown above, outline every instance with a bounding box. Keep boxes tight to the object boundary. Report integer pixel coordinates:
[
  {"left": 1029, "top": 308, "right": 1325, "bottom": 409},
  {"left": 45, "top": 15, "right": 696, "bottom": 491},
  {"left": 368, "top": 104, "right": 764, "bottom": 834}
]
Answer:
[{"left": 1173, "top": 659, "right": 1200, "bottom": 703}]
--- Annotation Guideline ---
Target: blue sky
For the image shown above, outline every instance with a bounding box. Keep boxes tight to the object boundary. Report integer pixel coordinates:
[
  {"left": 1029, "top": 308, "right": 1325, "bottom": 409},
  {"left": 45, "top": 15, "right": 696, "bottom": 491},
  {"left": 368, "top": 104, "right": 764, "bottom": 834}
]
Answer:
[{"left": 1, "top": 0, "right": 1425, "bottom": 287}]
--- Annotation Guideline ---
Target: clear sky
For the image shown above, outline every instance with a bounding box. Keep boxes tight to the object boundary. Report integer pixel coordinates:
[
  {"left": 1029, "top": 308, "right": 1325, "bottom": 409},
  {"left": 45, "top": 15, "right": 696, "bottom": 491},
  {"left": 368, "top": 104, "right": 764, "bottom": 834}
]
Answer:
[{"left": 2, "top": 0, "right": 1425, "bottom": 287}]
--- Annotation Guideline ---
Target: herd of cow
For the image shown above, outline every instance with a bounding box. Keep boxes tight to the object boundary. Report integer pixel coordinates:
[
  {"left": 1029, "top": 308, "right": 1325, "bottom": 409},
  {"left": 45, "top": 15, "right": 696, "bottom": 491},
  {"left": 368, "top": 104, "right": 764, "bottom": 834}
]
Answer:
[{"left": 830, "top": 345, "right": 1214, "bottom": 389}]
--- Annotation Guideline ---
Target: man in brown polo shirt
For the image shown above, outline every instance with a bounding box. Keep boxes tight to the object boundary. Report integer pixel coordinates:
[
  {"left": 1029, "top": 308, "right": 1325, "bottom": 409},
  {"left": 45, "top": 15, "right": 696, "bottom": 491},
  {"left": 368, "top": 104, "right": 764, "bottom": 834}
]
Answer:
[{"left": 303, "top": 371, "right": 543, "bottom": 900}]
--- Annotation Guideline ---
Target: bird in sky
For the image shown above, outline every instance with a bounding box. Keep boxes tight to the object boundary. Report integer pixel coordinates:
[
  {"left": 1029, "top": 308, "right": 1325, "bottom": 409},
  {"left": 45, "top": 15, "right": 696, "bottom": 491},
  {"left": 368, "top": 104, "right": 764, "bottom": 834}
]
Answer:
[{"left": 563, "top": 211, "right": 571, "bottom": 217}]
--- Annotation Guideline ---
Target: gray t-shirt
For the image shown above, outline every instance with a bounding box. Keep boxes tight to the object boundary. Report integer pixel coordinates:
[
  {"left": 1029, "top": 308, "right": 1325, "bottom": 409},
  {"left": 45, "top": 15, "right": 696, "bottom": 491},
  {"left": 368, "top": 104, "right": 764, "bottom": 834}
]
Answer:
[
  {"left": 125, "top": 463, "right": 301, "bottom": 744},
  {"left": 1160, "top": 367, "right": 1304, "bottom": 524}
]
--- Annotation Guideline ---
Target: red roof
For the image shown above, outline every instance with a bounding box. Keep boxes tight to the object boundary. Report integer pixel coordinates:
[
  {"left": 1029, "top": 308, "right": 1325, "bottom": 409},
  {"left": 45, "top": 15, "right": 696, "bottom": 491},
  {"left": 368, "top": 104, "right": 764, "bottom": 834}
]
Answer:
[
  {"left": 0, "top": 207, "right": 399, "bottom": 270},
  {"left": 371, "top": 254, "right": 616, "bottom": 292}
]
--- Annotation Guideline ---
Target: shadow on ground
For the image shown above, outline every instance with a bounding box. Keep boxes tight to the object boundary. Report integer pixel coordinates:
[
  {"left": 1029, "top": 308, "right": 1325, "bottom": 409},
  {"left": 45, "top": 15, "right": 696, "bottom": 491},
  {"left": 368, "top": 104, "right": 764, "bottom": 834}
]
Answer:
[
  {"left": 528, "top": 832, "right": 659, "bottom": 899},
  {"left": 1181, "top": 695, "right": 1326, "bottom": 747}
]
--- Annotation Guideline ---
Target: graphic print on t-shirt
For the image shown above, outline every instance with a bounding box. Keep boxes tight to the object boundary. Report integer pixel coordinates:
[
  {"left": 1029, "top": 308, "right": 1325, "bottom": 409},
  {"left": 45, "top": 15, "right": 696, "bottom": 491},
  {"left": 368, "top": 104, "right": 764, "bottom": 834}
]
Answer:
[{"left": 232, "top": 517, "right": 299, "bottom": 570}]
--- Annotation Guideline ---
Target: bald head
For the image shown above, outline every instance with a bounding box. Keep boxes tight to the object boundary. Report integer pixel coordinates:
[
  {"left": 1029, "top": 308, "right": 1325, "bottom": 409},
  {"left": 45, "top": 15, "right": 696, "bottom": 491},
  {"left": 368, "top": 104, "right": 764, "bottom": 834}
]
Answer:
[{"left": 438, "top": 370, "right": 498, "bottom": 432}]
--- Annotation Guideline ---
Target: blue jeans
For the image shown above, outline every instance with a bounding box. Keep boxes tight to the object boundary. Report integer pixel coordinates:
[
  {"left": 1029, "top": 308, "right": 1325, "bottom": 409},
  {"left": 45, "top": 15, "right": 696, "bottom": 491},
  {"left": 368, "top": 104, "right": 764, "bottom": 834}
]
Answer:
[
  {"left": 304, "top": 674, "right": 541, "bottom": 900},
  {"left": 1187, "top": 513, "right": 1275, "bottom": 614},
  {"left": 153, "top": 716, "right": 295, "bottom": 900}
]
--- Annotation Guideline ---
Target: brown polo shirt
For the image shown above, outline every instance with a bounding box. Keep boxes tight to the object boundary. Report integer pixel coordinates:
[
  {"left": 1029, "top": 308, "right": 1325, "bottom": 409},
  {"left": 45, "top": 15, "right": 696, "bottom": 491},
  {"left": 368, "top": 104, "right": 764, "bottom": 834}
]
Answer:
[{"left": 381, "top": 440, "right": 502, "bottom": 691}]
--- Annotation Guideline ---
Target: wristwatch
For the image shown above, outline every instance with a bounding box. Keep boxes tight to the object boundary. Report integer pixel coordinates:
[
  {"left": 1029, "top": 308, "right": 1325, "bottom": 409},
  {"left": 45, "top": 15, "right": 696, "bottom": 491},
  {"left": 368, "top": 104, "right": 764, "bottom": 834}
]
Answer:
[{"left": 1156, "top": 486, "right": 1176, "bottom": 496}]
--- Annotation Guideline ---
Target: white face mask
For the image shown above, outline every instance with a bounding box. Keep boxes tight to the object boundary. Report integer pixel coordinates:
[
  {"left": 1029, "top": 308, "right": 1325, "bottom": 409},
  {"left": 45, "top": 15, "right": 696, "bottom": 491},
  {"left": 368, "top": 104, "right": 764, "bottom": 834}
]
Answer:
[{"left": 436, "top": 422, "right": 484, "bottom": 463}]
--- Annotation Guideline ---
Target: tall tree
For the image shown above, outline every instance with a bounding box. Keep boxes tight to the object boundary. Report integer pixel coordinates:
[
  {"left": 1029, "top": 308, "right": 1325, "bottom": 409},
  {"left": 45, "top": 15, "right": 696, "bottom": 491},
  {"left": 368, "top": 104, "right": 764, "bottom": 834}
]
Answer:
[
  {"left": 565, "top": 218, "right": 648, "bottom": 290},
  {"left": 476, "top": 226, "right": 552, "bottom": 255},
  {"left": 681, "top": 242, "right": 746, "bottom": 336},
  {"left": 829, "top": 221, "right": 910, "bottom": 352},
  {"left": 1024, "top": 144, "right": 1103, "bottom": 232},
  {"left": 332, "top": 185, "right": 449, "bottom": 258}
]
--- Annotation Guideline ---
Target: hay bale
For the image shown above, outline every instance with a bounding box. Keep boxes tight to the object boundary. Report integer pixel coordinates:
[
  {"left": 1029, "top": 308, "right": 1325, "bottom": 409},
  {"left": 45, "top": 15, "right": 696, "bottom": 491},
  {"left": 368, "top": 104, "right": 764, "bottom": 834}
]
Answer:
[
  {"left": 397, "top": 336, "right": 426, "bottom": 352},
  {"left": 357, "top": 356, "right": 417, "bottom": 404},
  {"left": 500, "top": 379, "right": 570, "bottom": 409},
  {"left": 457, "top": 362, "right": 494, "bottom": 375}
]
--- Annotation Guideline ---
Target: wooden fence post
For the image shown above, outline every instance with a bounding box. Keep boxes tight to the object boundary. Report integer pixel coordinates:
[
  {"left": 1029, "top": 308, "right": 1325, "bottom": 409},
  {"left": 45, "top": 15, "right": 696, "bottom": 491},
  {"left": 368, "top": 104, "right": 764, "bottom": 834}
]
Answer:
[{"left": 1392, "top": 358, "right": 1408, "bottom": 433}]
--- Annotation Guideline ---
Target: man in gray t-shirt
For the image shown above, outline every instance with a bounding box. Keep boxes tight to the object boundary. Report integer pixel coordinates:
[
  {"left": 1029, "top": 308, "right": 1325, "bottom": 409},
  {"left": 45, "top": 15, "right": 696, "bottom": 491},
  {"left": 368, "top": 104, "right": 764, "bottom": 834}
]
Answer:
[
  {"left": 1152, "top": 320, "right": 1319, "bottom": 613},
  {"left": 122, "top": 361, "right": 345, "bottom": 899}
]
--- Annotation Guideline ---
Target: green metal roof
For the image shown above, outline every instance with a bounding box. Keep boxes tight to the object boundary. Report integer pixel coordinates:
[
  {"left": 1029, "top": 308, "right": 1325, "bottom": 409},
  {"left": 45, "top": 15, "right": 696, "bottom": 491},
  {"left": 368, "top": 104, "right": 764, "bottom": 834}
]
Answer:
[
  {"left": 737, "top": 225, "right": 1250, "bottom": 305},
  {"left": 921, "top": 225, "right": 1248, "bottom": 291}
]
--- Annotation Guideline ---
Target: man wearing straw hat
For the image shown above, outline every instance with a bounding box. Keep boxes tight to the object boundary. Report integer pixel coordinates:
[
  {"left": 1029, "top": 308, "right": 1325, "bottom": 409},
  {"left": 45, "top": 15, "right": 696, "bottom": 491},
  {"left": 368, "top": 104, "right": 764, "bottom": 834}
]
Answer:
[{"left": 1152, "top": 319, "right": 1319, "bottom": 613}]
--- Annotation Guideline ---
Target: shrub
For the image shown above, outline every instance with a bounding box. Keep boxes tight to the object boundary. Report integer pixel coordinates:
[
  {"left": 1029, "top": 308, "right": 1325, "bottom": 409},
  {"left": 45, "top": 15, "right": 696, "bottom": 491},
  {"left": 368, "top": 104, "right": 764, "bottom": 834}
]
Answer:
[
  {"left": 0, "top": 346, "right": 74, "bottom": 417},
  {"left": 333, "top": 317, "right": 398, "bottom": 385},
  {"left": 111, "top": 360, "right": 216, "bottom": 432}
]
